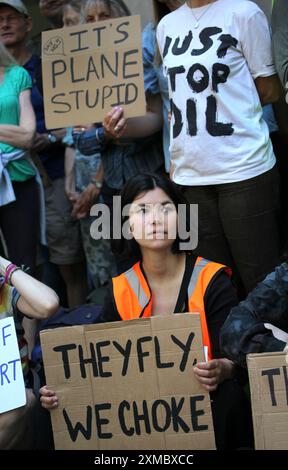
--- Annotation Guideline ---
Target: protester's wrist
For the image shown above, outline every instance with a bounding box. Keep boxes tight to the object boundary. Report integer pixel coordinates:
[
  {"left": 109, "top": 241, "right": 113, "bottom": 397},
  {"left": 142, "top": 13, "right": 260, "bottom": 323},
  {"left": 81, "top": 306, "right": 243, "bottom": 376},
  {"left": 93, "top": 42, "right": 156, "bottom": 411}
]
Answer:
[
  {"left": 90, "top": 176, "right": 103, "bottom": 189},
  {"left": 222, "top": 358, "right": 235, "bottom": 381},
  {"left": 96, "top": 127, "right": 106, "bottom": 144},
  {"left": 103, "top": 126, "right": 113, "bottom": 141},
  {"left": 0, "top": 256, "right": 10, "bottom": 275},
  {"left": 4, "top": 263, "right": 21, "bottom": 285},
  {"left": 47, "top": 132, "right": 58, "bottom": 144}
]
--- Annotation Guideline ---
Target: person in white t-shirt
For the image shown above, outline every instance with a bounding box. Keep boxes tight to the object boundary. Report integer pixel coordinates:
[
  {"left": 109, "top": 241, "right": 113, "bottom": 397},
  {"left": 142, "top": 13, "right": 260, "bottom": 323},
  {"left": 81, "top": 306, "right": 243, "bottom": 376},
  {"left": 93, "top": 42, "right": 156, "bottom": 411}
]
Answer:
[{"left": 157, "top": 0, "right": 281, "bottom": 295}]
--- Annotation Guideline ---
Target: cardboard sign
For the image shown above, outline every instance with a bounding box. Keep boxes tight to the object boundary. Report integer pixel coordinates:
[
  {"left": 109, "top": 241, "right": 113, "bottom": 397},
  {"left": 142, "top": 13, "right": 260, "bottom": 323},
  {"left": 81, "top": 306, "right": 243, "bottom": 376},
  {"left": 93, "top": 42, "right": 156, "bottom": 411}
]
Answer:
[
  {"left": 0, "top": 317, "right": 26, "bottom": 413},
  {"left": 40, "top": 314, "right": 215, "bottom": 450},
  {"left": 42, "top": 15, "right": 146, "bottom": 129},
  {"left": 247, "top": 352, "right": 288, "bottom": 450}
]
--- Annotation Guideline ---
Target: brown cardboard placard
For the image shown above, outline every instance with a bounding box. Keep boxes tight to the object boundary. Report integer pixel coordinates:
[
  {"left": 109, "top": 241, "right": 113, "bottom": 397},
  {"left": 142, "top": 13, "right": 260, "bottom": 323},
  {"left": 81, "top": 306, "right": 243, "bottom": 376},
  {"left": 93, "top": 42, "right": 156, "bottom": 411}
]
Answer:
[
  {"left": 40, "top": 314, "right": 216, "bottom": 450},
  {"left": 247, "top": 351, "right": 288, "bottom": 450},
  {"left": 41, "top": 15, "right": 146, "bottom": 129}
]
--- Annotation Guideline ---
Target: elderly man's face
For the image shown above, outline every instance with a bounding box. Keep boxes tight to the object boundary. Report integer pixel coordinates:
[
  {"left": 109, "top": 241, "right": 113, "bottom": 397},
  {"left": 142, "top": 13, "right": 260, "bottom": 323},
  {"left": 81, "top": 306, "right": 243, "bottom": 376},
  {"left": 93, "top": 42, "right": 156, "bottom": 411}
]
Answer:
[
  {"left": 39, "top": 0, "right": 68, "bottom": 21},
  {"left": 0, "top": 5, "right": 32, "bottom": 47}
]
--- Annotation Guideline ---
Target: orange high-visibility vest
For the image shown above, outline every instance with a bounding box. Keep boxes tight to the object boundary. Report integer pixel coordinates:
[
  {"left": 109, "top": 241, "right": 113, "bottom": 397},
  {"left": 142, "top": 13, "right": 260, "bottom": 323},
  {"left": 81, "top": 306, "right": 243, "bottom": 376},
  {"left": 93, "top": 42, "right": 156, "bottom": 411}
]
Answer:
[{"left": 112, "top": 256, "right": 231, "bottom": 361}]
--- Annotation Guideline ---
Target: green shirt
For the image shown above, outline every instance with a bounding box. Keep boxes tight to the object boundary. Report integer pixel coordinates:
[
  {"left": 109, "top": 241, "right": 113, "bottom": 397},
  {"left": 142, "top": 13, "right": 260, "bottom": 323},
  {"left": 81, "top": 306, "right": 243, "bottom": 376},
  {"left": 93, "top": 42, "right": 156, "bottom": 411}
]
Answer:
[{"left": 0, "top": 66, "right": 36, "bottom": 182}]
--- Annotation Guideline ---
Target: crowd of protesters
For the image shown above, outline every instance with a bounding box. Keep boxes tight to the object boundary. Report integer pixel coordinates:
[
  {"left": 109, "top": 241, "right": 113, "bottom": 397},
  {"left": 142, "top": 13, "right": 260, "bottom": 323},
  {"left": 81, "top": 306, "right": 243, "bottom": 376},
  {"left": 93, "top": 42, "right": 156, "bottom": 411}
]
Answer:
[{"left": 1, "top": 0, "right": 288, "bottom": 450}]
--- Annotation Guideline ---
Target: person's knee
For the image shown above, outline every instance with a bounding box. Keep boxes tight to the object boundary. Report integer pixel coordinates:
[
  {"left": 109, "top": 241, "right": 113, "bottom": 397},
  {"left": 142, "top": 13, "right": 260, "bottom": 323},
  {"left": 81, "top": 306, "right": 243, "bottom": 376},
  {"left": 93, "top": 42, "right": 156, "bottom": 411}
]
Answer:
[{"left": 0, "top": 389, "right": 36, "bottom": 449}]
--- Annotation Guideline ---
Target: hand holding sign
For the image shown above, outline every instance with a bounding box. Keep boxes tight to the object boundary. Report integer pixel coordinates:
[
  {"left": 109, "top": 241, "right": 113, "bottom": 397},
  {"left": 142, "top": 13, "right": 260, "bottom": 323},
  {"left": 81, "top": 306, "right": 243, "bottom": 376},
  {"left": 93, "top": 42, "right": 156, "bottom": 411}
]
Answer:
[
  {"left": 103, "top": 106, "right": 127, "bottom": 140},
  {"left": 194, "top": 358, "right": 235, "bottom": 392},
  {"left": 40, "top": 385, "right": 58, "bottom": 410}
]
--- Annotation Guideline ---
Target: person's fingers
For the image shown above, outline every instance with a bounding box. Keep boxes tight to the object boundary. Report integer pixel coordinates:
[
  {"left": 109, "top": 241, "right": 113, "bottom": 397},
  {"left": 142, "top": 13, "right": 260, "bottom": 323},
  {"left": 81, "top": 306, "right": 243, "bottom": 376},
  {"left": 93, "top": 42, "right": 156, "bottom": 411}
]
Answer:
[
  {"left": 41, "top": 401, "right": 58, "bottom": 410},
  {"left": 71, "top": 206, "right": 78, "bottom": 218},
  {"left": 40, "top": 394, "right": 58, "bottom": 409},
  {"left": 195, "top": 375, "right": 218, "bottom": 386},
  {"left": 114, "top": 117, "right": 126, "bottom": 133},
  {"left": 108, "top": 107, "right": 124, "bottom": 130},
  {"left": 40, "top": 395, "right": 56, "bottom": 404},
  {"left": 194, "top": 367, "right": 217, "bottom": 379},
  {"left": 39, "top": 386, "right": 55, "bottom": 397},
  {"left": 103, "top": 109, "right": 115, "bottom": 128},
  {"left": 194, "top": 377, "right": 218, "bottom": 392},
  {"left": 115, "top": 123, "right": 128, "bottom": 139},
  {"left": 78, "top": 197, "right": 89, "bottom": 209},
  {"left": 196, "top": 360, "right": 218, "bottom": 370},
  {"left": 76, "top": 211, "right": 88, "bottom": 220},
  {"left": 103, "top": 109, "right": 114, "bottom": 124}
]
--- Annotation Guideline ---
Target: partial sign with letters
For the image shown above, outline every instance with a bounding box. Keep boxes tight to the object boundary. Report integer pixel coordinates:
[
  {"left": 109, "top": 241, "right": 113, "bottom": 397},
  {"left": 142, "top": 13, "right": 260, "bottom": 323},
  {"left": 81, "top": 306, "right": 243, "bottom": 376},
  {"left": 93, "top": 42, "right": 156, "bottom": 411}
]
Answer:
[
  {"left": 0, "top": 317, "right": 26, "bottom": 413},
  {"left": 247, "top": 352, "right": 288, "bottom": 450},
  {"left": 42, "top": 15, "right": 146, "bottom": 129},
  {"left": 40, "top": 314, "right": 216, "bottom": 450}
]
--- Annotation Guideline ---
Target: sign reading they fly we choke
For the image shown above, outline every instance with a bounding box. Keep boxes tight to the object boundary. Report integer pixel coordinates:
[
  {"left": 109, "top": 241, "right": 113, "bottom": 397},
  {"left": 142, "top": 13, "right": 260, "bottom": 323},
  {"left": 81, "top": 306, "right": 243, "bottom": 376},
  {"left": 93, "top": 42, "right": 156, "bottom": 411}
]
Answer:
[
  {"left": 40, "top": 314, "right": 215, "bottom": 450},
  {"left": 42, "top": 15, "right": 146, "bottom": 129}
]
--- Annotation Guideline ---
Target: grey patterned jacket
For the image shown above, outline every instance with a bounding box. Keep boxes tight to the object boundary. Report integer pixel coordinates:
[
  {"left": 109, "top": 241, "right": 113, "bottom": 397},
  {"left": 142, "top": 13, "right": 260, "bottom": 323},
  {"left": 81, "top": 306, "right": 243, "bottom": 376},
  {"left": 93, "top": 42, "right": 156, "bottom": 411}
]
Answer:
[{"left": 221, "top": 263, "right": 288, "bottom": 368}]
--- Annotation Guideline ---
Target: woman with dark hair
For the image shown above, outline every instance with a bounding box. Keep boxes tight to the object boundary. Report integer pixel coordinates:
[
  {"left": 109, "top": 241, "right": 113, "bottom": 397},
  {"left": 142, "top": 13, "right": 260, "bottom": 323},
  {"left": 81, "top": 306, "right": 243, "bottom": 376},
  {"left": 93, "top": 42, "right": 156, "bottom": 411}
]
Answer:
[
  {"left": 40, "top": 173, "right": 254, "bottom": 449},
  {"left": 100, "top": 173, "right": 238, "bottom": 354}
]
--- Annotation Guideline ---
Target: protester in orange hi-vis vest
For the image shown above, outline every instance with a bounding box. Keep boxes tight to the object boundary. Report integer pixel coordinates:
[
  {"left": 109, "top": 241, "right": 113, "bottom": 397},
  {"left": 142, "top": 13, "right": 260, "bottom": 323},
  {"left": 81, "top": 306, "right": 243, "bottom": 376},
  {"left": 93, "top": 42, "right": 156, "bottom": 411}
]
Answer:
[{"left": 40, "top": 173, "right": 254, "bottom": 449}]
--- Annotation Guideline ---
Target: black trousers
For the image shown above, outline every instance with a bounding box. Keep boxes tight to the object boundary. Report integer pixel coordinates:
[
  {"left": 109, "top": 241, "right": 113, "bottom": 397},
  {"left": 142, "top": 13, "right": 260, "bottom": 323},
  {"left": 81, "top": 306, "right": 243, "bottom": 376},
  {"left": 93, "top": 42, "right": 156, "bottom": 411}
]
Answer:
[
  {"left": 184, "top": 166, "right": 280, "bottom": 296},
  {"left": 0, "top": 177, "right": 39, "bottom": 273},
  {"left": 271, "top": 131, "right": 288, "bottom": 251}
]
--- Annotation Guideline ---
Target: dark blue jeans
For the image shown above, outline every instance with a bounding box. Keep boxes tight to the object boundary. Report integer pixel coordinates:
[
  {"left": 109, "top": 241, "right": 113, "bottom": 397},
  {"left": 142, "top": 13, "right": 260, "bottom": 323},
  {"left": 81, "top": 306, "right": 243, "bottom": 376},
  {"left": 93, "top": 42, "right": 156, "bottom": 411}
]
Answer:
[
  {"left": 0, "top": 177, "right": 39, "bottom": 274},
  {"left": 184, "top": 166, "right": 280, "bottom": 295}
]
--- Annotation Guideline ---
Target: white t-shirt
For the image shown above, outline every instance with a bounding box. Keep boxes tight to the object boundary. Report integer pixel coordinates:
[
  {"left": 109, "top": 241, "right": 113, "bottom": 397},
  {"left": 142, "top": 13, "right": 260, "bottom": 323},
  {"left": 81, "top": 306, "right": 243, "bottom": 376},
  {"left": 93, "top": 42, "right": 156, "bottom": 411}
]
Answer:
[{"left": 157, "top": 0, "right": 276, "bottom": 186}]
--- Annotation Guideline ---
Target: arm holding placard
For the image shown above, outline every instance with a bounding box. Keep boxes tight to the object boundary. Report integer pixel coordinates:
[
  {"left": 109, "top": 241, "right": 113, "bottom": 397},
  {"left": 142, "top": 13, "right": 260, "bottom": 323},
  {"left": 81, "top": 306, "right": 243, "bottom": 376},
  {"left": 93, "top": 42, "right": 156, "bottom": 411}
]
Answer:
[
  {"left": 72, "top": 96, "right": 163, "bottom": 150},
  {"left": 102, "top": 93, "right": 163, "bottom": 140},
  {"left": 0, "top": 256, "right": 59, "bottom": 449},
  {"left": 192, "top": 269, "right": 239, "bottom": 392}
]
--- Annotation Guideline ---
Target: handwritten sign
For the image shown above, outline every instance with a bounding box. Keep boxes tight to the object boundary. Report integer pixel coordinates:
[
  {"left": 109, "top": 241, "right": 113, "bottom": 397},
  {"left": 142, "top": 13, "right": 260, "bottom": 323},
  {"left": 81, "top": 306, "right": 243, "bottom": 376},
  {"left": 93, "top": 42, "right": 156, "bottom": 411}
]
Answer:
[
  {"left": 42, "top": 15, "right": 146, "bottom": 129},
  {"left": 40, "top": 314, "right": 215, "bottom": 450},
  {"left": 248, "top": 352, "right": 288, "bottom": 449},
  {"left": 0, "top": 317, "right": 26, "bottom": 413}
]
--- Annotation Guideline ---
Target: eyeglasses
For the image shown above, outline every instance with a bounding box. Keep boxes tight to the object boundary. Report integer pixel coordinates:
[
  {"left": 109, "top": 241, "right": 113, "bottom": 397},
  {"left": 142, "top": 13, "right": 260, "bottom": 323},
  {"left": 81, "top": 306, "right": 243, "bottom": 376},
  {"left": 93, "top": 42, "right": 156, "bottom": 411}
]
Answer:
[{"left": 0, "top": 14, "right": 25, "bottom": 25}]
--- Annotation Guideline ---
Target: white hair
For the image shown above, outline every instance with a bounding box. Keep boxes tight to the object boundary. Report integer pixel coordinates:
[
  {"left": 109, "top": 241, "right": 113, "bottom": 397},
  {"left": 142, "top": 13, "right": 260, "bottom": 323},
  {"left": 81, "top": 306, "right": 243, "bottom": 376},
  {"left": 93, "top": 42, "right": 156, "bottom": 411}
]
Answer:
[{"left": 80, "top": 0, "right": 111, "bottom": 23}]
